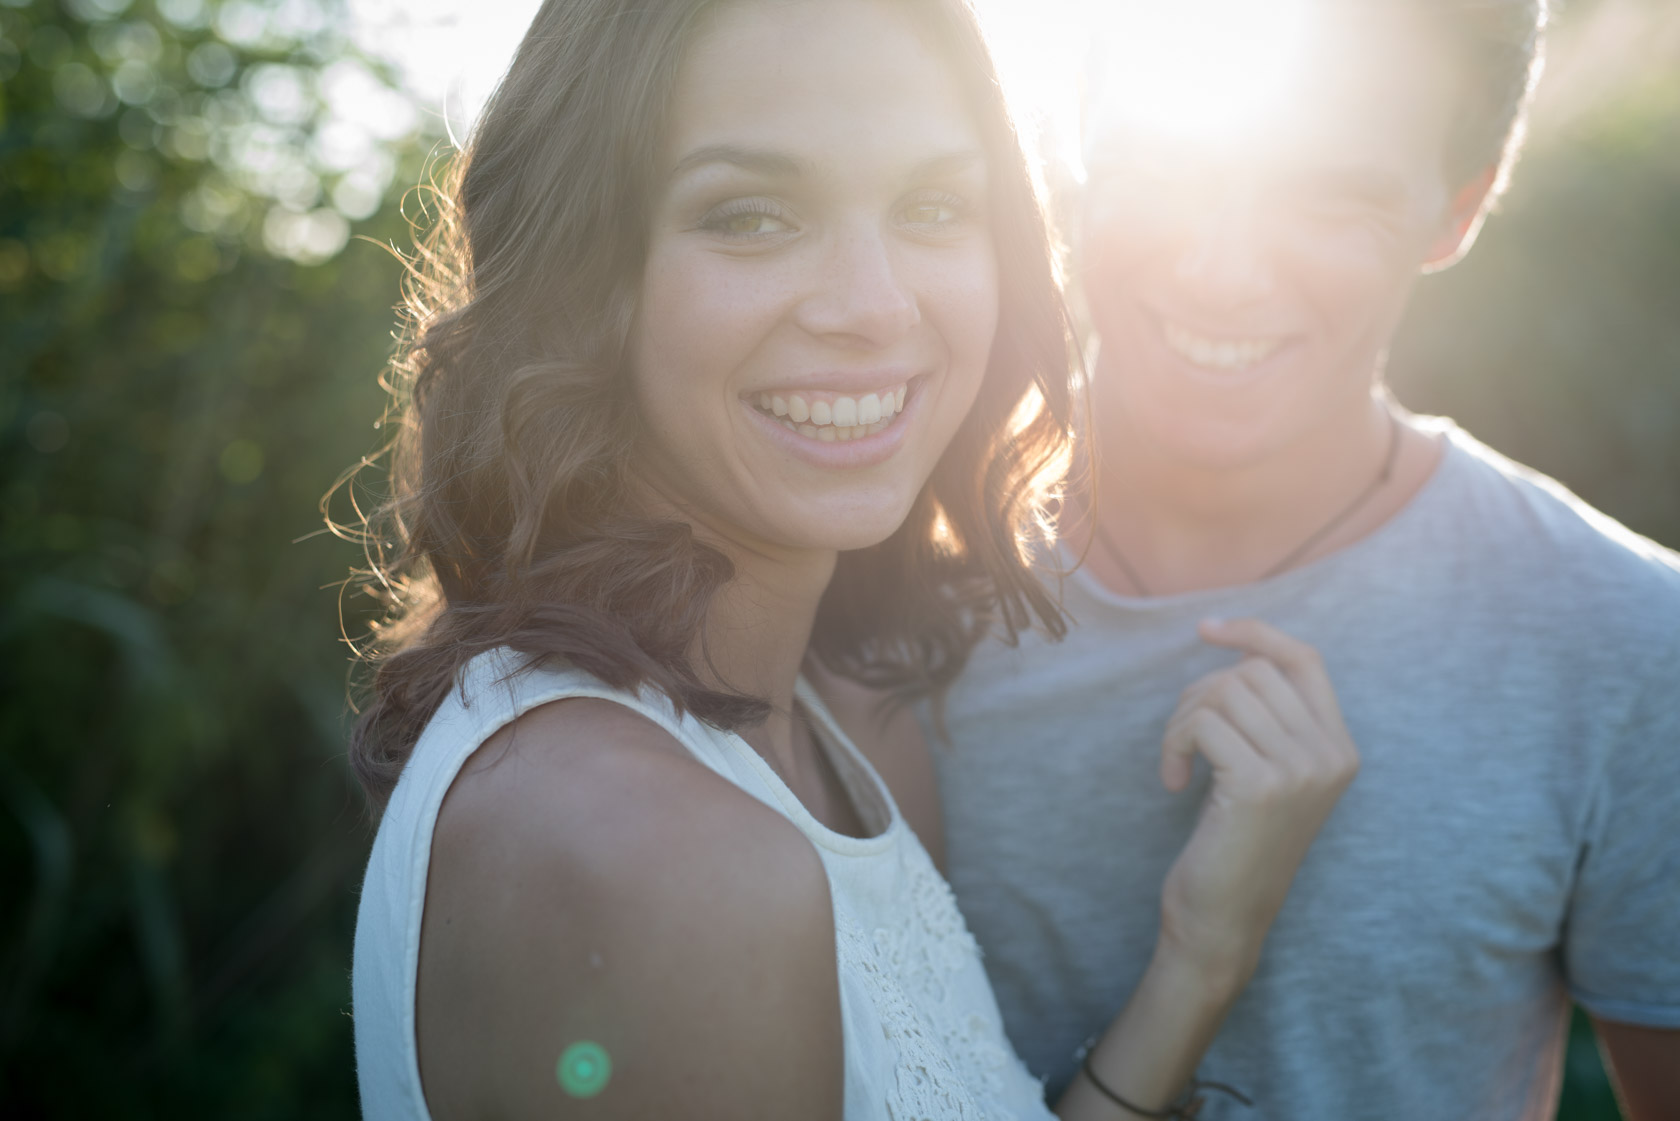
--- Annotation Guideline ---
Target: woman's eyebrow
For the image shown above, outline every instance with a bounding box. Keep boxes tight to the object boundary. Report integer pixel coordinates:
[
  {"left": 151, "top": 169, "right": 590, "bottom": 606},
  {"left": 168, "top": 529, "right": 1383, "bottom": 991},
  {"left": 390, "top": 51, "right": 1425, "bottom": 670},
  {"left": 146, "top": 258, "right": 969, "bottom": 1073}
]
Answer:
[
  {"left": 668, "top": 144, "right": 808, "bottom": 183},
  {"left": 666, "top": 146, "right": 986, "bottom": 186}
]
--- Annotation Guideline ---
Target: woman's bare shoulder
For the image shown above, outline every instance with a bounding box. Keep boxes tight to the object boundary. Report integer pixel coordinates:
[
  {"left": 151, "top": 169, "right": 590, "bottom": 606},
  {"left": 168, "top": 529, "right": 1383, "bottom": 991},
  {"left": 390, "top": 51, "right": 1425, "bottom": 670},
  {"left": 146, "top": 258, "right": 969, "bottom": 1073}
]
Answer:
[{"left": 417, "top": 696, "right": 843, "bottom": 1121}]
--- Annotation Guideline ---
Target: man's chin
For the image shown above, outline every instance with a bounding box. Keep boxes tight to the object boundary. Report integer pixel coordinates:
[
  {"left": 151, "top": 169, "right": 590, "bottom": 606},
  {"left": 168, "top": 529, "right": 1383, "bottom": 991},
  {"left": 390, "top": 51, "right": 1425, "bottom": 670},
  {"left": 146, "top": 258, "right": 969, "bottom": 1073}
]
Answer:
[{"left": 1107, "top": 387, "right": 1299, "bottom": 472}]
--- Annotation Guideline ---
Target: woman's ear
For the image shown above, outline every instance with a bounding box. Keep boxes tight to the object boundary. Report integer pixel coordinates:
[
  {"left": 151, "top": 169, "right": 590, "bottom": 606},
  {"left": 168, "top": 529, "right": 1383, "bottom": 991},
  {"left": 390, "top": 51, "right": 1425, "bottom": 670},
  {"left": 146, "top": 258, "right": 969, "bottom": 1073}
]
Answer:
[{"left": 1420, "top": 163, "right": 1500, "bottom": 274}]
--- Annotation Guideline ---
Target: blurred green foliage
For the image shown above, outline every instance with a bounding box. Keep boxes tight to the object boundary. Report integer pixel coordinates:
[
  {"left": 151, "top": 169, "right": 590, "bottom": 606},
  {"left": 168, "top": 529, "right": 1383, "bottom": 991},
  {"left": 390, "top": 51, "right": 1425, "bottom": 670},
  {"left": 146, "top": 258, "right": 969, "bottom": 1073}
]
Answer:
[
  {"left": 0, "top": 0, "right": 1670, "bottom": 1116},
  {"left": 0, "top": 0, "right": 421, "bottom": 1114},
  {"left": 1392, "top": 61, "right": 1680, "bottom": 555}
]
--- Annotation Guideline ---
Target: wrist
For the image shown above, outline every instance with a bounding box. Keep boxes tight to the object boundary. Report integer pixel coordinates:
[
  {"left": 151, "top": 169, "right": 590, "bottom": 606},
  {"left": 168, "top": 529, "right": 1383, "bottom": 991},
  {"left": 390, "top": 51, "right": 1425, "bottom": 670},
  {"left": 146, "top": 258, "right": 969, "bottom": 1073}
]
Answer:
[{"left": 1147, "top": 928, "right": 1259, "bottom": 1004}]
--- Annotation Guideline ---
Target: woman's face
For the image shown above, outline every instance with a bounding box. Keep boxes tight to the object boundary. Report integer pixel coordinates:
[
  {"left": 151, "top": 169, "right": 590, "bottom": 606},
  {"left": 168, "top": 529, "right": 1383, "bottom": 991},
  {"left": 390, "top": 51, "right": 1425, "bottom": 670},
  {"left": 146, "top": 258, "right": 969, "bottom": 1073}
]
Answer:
[{"left": 629, "top": 0, "right": 998, "bottom": 558}]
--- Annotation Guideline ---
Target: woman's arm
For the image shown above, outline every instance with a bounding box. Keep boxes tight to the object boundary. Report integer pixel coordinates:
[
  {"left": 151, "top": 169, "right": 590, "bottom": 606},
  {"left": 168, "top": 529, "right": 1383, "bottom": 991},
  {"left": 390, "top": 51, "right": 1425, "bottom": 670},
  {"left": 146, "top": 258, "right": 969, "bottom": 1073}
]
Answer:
[
  {"left": 1058, "top": 618, "right": 1361, "bottom": 1118},
  {"left": 416, "top": 698, "right": 845, "bottom": 1121}
]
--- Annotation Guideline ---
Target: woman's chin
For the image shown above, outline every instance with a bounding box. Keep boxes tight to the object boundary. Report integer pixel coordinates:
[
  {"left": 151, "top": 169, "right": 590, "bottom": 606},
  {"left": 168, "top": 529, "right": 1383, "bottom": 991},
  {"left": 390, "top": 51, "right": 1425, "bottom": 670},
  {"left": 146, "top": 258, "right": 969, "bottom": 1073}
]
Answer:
[{"left": 772, "top": 499, "right": 920, "bottom": 556}]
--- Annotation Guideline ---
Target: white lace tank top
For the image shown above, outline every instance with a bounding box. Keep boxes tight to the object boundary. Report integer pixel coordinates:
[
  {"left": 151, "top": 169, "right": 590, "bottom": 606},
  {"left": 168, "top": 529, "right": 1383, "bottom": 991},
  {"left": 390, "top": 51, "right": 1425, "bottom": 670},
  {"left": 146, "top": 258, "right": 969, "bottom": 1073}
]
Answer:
[{"left": 353, "top": 648, "right": 1055, "bottom": 1120}]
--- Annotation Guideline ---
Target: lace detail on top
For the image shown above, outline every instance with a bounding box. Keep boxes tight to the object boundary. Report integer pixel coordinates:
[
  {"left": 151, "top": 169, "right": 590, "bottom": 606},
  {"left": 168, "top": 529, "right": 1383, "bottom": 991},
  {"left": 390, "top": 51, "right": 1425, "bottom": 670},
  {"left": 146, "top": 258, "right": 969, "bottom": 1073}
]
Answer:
[
  {"left": 829, "top": 833, "right": 1035, "bottom": 1121},
  {"left": 834, "top": 902, "right": 985, "bottom": 1121}
]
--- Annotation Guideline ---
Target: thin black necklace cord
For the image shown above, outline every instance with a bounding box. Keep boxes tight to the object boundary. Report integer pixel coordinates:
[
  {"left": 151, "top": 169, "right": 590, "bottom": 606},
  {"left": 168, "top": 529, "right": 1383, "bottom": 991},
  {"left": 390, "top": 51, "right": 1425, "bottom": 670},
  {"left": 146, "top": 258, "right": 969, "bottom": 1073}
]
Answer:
[{"left": 1093, "top": 408, "right": 1403, "bottom": 597}]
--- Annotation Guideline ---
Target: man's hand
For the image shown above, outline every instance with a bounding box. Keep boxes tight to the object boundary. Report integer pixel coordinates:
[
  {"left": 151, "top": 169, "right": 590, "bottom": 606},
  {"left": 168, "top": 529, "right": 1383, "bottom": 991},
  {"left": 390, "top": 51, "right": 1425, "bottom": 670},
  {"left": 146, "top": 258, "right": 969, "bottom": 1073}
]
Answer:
[{"left": 1156, "top": 618, "right": 1360, "bottom": 976}]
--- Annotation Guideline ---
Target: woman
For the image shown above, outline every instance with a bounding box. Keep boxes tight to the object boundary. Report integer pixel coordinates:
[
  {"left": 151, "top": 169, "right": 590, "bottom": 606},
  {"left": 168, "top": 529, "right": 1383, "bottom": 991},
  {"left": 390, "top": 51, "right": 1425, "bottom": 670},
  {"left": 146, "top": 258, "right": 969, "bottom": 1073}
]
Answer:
[{"left": 347, "top": 0, "right": 1359, "bottom": 1117}]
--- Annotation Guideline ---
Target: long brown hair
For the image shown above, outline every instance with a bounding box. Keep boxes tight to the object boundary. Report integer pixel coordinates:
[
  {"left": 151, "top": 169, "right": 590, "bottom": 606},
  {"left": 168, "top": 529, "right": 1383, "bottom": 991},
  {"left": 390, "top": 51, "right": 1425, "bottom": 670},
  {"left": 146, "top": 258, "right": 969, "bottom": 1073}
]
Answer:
[{"left": 335, "top": 0, "right": 1079, "bottom": 813}]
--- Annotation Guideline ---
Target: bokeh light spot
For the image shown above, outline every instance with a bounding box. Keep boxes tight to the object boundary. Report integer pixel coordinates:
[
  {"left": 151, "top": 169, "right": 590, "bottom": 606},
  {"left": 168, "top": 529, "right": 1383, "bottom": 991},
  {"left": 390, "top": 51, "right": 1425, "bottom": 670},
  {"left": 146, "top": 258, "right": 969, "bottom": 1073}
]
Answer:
[
  {"left": 65, "top": 0, "right": 133, "bottom": 22},
  {"left": 556, "top": 1041, "right": 612, "bottom": 1099},
  {"left": 156, "top": 0, "right": 210, "bottom": 30},
  {"left": 54, "top": 62, "right": 115, "bottom": 119},
  {"left": 261, "top": 206, "right": 348, "bottom": 265},
  {"left": 186, "top": 41, "right": 236, "bottom": 88},
  {"left": 173, "top": 236, "right": 221, "bottom": 282},
  {"left": 0, "top": 240, "right": 30, "bottom": 288},
  {"left": 27, "top": 25, "right": 74, "bottom": 70},
  {"left": 114, "top": 149, "right": 159, "bottom": 192},
  {"left": 219, "top": 438, "right": 264, "bottom": 485},
  {"left": 27, "top": 411, "right": 70, "bottom": 455}
]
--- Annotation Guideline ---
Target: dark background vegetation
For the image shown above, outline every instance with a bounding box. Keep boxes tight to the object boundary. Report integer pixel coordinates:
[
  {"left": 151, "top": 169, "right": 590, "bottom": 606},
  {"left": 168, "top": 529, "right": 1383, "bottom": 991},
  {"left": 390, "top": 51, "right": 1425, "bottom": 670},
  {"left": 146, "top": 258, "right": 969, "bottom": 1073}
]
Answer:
[{"left": 1, "top": 0, "right": 1673, "bottom": 1116}]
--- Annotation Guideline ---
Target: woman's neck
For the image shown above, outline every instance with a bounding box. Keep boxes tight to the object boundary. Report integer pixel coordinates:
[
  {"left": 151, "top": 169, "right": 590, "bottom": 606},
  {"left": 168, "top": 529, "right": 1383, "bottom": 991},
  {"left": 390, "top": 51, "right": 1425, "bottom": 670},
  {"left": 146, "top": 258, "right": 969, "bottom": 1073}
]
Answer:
[{"left": 697, "top": 537, "right": 836, "bottom": 768}]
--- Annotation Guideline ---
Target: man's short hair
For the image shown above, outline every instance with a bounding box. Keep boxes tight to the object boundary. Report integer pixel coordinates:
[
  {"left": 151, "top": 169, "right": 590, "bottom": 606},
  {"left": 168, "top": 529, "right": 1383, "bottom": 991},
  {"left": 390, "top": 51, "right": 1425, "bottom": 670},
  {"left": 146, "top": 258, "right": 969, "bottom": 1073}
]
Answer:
[{"left": 1423, "top": 0, "right": 1549, "bottom": 196}]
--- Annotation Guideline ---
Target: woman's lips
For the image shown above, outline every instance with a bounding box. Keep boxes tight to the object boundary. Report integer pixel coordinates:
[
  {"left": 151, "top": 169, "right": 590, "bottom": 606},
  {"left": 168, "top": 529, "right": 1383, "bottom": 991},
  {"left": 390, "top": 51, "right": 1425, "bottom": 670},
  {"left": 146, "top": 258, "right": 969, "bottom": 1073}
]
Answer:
[
  {"left": 746, "top": 381, "right": 909, "bottom": 440},
  {"left": 742, "top": 377, "right": 922, "bottom": 466}
]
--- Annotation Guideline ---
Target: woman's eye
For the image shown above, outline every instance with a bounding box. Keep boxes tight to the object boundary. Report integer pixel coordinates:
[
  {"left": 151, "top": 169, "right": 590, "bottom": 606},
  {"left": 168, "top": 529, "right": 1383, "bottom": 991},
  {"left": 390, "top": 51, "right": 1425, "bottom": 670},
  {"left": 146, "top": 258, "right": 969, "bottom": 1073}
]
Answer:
[
  {"left": 722, "top": 212, "right": 782, "bottom": 235},
  {"left": 701, "top": 203, "right": 791, "bottom": 237}
]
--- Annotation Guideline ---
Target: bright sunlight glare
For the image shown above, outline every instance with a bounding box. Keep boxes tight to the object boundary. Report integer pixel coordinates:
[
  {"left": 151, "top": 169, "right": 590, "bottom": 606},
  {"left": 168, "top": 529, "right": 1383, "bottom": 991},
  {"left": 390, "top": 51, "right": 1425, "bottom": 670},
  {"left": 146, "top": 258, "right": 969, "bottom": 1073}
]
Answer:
[
  {"left": 1082, "top": 0, "right": 1313, "bottom": 155},
  {"left": 352, "top": 0, "right": 1316, "bottom": 175},
  {"left": 346, "top": 0, "right": 539, "bottom": 146},
  {"left": 980, "top": 0, "right": 1315, "bottom": 174}
]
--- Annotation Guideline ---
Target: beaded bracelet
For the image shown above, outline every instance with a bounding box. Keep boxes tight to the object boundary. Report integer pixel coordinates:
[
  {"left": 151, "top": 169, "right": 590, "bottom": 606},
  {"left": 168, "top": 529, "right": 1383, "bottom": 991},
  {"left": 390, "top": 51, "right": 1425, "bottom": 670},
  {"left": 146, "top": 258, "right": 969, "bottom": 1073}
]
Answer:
[{"left": 1075, "top": 1039, "right": 1252, "bottom": 1119}]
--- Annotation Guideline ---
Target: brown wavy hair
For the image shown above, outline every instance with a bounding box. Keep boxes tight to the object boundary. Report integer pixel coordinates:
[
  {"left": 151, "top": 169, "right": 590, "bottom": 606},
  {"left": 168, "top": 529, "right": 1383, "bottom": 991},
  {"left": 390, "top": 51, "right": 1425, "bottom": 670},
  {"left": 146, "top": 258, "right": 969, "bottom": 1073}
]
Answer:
[{"left": 333, "top": 0, "right": 1080, "bottom": 814}]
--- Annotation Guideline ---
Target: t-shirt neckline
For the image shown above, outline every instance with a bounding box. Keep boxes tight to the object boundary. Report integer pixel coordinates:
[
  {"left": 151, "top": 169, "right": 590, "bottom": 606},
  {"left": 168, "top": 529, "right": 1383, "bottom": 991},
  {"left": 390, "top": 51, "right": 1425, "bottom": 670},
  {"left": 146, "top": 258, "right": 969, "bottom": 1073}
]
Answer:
[{"left": 1064, "top": 415, "right": 1466, "bottom": 612}]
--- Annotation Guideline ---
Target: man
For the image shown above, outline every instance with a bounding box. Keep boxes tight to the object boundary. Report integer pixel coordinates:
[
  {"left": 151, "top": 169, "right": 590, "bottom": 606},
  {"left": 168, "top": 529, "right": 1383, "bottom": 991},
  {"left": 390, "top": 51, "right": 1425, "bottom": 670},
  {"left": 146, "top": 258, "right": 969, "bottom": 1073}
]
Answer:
[{"left": 936, "top": 1, "right": 1680, "bottom": 1118}]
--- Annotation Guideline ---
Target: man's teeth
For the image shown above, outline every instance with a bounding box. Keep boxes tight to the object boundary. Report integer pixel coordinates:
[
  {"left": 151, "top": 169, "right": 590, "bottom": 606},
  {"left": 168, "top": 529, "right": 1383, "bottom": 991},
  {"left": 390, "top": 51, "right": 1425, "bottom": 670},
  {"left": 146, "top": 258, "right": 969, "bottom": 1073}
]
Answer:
[
  {"left": 753, "top": 384, "right": 908, "bottom": 441},
  {"left": 1162, "top": 321, "right": 1284, "bottom": 371}
]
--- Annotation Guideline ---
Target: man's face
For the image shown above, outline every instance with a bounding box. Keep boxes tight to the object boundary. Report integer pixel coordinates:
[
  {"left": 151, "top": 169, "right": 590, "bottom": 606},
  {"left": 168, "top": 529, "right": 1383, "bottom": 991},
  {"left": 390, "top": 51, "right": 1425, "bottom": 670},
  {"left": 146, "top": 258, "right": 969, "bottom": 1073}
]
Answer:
[{"left": 1080, "top": 8, "right": 1471, "bottom": 469}]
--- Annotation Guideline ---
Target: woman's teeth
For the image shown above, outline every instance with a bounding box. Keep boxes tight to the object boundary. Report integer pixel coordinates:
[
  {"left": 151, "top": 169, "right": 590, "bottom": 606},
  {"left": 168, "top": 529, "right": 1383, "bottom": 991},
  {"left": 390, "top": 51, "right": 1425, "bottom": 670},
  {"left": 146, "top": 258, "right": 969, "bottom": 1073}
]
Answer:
[
  {"left": 753, "top": 384, "right": 908, "bottom": 442},
  {"left": 1162, "top": 320, "right": 1285, "bottom": 372}
]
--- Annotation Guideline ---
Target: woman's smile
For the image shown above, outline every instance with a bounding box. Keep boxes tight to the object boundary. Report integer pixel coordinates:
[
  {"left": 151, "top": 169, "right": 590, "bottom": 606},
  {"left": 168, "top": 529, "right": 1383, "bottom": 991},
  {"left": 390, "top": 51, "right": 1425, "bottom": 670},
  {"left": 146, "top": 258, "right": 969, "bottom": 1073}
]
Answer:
[
  {"left": 738, "top": 373, "right": 924, "bottom": 469},
  {"left": 748, "top": 380, "right": 911, "bottom": 441}
]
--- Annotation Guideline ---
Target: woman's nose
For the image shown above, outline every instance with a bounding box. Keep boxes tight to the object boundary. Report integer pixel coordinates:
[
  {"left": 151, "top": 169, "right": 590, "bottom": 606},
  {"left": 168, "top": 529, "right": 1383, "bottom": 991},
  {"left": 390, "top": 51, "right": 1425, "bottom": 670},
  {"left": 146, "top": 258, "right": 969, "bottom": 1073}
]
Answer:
[{"left": 795, "top": 222, "right": 920, "bottom": 346}]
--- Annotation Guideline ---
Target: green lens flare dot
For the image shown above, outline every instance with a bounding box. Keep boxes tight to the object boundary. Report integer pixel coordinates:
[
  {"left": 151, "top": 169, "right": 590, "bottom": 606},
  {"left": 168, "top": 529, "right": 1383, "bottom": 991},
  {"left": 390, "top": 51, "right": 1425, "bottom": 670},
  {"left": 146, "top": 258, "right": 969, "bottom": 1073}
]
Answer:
[{"left": 557, "top": 1040, "right": 612, "bottom": 1099}]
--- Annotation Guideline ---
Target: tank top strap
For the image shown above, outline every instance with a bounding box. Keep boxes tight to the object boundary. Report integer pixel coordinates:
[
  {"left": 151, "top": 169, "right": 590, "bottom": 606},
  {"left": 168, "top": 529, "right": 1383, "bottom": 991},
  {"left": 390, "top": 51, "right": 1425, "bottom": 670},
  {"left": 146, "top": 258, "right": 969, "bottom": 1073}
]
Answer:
[
  {"left": 443, "top": 647, "right": 747, "bottom": 782},
  {"left": 793, "top": 677, "right": 902, "bottom": 839}
]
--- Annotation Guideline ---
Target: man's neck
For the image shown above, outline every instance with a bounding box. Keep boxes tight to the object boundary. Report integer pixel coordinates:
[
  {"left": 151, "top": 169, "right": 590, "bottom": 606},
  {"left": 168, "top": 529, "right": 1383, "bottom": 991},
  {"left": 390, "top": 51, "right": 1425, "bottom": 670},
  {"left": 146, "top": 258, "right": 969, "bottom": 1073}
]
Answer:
[{"left": 1082, "top": 390, "right": 1440, "bottom": 597}]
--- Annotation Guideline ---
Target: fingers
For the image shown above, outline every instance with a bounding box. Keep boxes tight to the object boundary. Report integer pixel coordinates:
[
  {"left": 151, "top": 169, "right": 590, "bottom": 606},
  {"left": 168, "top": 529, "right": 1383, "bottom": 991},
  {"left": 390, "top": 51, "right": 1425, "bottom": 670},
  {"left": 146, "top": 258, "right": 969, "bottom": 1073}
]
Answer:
[
  {"left": 1163, "top": 621, "right": 1361, "bottom": 794},
  {"left": 1168, "top": 657, "right": 1308, "bottom": 753},
  {"left": 1160, "top": 707, "right": 1267, "bottom": 793},
  {"left": 1205, "top": 673, "right": 1293, "bottom": 758},
  {"left": 1234, "top": 658, "right": 1319, "bottom": 745},
  {"left": 1196, "top": 616, "right": 1314, "bottom": 664},
  {"left": 1198, "top": 617, "right": 1344, "bottom": 724},
  {"left": 1165, "top": 666, "right": 1308, "bottom": 795}
]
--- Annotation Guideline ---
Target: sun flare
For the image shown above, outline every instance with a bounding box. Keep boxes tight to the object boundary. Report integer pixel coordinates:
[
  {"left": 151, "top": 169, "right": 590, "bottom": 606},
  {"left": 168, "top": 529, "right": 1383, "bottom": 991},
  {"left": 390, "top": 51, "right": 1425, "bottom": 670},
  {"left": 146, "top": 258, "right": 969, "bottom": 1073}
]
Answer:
[
  {"left": 974, "top": 0, "right": 1315, "bottom": 173},
  {"left": 356, "top": 0, "right": 1318, "bottom": 180}
]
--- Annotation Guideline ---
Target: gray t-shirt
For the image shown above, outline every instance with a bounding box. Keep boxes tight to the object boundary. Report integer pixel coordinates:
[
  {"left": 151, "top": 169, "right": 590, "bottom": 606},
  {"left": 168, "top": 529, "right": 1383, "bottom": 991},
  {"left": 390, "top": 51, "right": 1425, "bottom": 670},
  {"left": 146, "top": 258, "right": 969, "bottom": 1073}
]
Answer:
[{"left": 935, "top": 421, "right": 1680, "bottom": 1120}]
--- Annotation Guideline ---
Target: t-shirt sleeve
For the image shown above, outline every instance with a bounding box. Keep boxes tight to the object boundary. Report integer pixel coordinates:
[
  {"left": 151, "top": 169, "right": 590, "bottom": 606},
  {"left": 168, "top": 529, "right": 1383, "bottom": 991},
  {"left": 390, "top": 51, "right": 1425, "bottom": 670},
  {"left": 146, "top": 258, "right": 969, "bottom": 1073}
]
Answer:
[{"left": 1564, "top": 632, "right": 1680, "bottom": 1028}]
